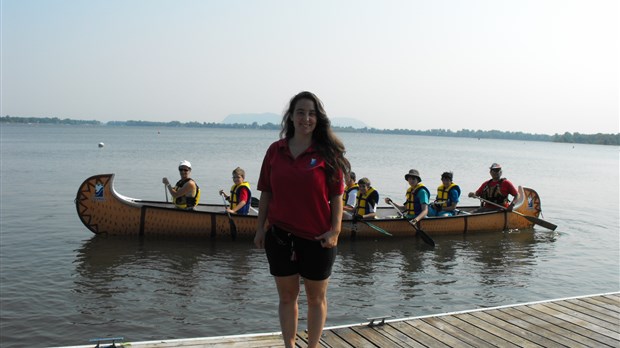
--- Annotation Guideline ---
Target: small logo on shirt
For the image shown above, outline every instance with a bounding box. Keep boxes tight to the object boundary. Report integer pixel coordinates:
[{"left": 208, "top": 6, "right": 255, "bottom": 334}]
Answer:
[{"left": 309, "top": 158, "right": 317, "bottom": 167}]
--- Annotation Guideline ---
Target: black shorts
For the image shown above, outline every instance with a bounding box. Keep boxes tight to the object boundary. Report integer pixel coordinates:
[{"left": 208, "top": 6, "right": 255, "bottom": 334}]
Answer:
[{"left": 265, "top": 225, "right": 337, "bottom": 281}]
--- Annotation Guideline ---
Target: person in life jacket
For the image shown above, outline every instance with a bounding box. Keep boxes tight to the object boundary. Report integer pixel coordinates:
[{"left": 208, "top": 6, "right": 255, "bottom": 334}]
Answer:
[
  {"left": 342, "top": 171, "right": 359, "bottom": 217},
  {"left": 429, "top": 171, "right": 461, "bottom": 216},
  {"left": 352, "top": 177, "right": 379, "bottom": 221},
  {"left": 162, "top": 160, "right": 201, "bottom": 210},
  {"left": 219, "top": 167, "right": 252, "bottom": 215},
  {"left": 384, "top": 169, "right": 429, "bottom": 224},
  {"left": 468, "top": 163, "right": 518, "bottom": 212}
]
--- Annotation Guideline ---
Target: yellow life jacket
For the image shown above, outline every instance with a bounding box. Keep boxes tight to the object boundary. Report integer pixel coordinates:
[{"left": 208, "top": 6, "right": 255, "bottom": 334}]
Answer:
[
  {"left": 174, "top": 178, "right": 200, "bottom": 209},
  {"left": 436, "top": 183, "right": 461, "bottom": 207},
  {"left": 355, "top": 187, "right": 378, "bottom": 215},
  {"left": 342, "top": 183, "right": 359, "bottom": 205},
  {"left": 229, "top": 182, "right": 252, "bottom": 214},
  {"left": 405, "top": 183, "right": 429, "bottom": 216}
]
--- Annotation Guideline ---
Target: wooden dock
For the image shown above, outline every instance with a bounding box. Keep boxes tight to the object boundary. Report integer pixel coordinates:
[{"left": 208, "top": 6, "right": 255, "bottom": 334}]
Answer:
[{"left": 61, "top": 292, "right": 619, "bottom": 348}]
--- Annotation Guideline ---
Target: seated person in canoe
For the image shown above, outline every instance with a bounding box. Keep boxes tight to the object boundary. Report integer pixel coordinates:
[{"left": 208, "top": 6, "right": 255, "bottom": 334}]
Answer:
[
  {"left": 468, "top": 162, "right": 518, "bottom": 212},
  {"left": 429, "top": 171, "right": 461, "bottom": 216},
  {"left": 162, "top": 160, "right": 201, "bottom": 210},
  {"left": 219, "top": 167, "right": 252, "bottom": 215},
  {"left": 353, "top": 177, "right": 379, "bottom": 220},
  {"left": 385, "top": 169, "right": 429, "bottom": 224},
  {"left": 342, "top": 171, "right": 359, "bottom": 218}
]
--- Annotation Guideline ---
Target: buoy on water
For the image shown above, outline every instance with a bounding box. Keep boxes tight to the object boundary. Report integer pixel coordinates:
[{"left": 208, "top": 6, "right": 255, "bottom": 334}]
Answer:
[{"left": 98, "top": 142, "right": 105, "bottom": 148}]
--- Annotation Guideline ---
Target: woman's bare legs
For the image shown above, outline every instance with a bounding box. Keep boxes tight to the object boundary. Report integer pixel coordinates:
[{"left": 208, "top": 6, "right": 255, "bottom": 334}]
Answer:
[
  {"left": 304, "top": 278, "right": 329, "bottom": 348},
  {"left": 275, "top": 275, "right": 301, "bottom": 348}
]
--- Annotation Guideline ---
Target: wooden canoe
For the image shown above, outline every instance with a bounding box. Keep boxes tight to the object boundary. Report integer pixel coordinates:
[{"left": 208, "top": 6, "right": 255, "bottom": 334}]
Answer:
[{"left": 75, "top": 173, "right": 546, "bottom": 239}]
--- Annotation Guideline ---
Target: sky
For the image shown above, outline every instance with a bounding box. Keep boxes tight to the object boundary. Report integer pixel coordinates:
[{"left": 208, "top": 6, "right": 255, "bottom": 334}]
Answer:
[{"left": 1, "top": 0, "right": 618, "bottom": 135}]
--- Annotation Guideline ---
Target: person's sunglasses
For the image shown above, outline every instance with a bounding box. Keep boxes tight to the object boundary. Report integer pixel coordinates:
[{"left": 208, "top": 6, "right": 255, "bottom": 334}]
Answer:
[
  {"left": 179, "top": 168, "right": 190, "bottom": 172},
  {"left": 491, "top": 168, "right": 501, "bottom": 172}
]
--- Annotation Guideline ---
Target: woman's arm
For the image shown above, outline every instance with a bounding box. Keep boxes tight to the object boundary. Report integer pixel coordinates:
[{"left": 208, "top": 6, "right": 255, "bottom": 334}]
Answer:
[
  {"left": 317, "top": 194, "right": 343, "bottom": 248},
  {"left": 254, "top": 191, "right": 271, "bottom": 248}
]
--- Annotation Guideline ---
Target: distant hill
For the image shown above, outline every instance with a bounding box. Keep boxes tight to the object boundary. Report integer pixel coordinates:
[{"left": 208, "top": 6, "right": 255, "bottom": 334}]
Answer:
[{"left": 222, "top": 113, "right": 368, "bottom": 128}]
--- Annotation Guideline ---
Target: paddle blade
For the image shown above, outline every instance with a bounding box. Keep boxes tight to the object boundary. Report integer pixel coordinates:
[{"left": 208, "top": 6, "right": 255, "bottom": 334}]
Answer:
[
  {"left": 229, "top": 219, "right": 238, "bottom": 240},
  {"left": 524, "top": 215, "right": 557, "bottom": 231},
  {"left": 363, "top": 221, "right": 392, "bottom": 236},
  {"left": 415, "top": 226, "right": 435, "bottom": 247}
]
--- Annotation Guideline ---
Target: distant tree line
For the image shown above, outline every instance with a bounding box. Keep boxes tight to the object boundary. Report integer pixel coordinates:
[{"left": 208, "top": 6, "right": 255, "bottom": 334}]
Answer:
[
  {"left": 1, "top": 115, "right": 100, "bottom": 125},
  {"left": 3, "top": 115, "right": 618, "bottom": 145}
]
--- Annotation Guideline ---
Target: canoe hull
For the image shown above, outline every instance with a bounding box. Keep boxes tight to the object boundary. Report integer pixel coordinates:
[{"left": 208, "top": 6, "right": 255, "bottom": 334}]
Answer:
[{"left": 75, "top": 174, "right": 544, "bottom": 239}]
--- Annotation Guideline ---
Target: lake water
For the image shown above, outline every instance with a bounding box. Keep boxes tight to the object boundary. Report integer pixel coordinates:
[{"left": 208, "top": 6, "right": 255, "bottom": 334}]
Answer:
[{"left": 1, "top": 124, "right": 618, "bottom": 348}]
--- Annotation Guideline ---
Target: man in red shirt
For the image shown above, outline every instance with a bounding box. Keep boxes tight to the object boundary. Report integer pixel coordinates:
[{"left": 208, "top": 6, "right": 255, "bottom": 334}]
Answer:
[{"left": 468, "top": 163, "right": 519, "bottom": 212}]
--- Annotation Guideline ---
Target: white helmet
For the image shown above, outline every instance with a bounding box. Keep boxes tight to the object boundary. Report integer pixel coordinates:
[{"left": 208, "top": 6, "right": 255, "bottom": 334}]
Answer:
[{"left": 178, "top": 160, "right": 192, "bottom": 169}]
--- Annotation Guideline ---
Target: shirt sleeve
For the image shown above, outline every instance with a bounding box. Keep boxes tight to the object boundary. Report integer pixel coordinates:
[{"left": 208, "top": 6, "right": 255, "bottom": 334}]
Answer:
[
  {"left": 449, "top": 188, "right": 460, "bottom": 203},
  {"left": 504, "top": 180, "right": 518, "bottom": 197},
  {"left": 346, "top": 189, "right": 358, "bottom": 207},
  {"left": 419, "top": 189, "right": 430, "bottom": 204},
  {"left": 239, "top": 187, "right": 249, "bottom": 202},
  {"left": 327, "top": 169, "right": 345, "bottom": 197},
  {"left": 257, "top": 142, "right": 276, "bottom": 192}
]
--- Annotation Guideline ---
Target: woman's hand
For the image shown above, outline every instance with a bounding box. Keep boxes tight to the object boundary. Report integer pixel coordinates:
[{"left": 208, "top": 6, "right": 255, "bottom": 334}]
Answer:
[
  {"left": 162, "top": 177, "right": 169, "bottom": 185},
  {"left": 254, "top": 227, "right": 266, "bottom": 249},
  {"left": 316, "top": 229, "right": 339, "bottom": 248}
]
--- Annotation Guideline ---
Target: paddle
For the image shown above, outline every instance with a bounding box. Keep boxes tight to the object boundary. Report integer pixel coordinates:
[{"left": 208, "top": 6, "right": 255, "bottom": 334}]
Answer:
[
  {"left": 164, "top": 184, "right": 169, "bottom": 203},
  {"left": 220, "top": 193, "right": 238, "bottom": 240},
  {"left": 473, "top": 196, "right": 557, "bottom": 231},
  {"left": 353, "top": 216, "right": 392, "bottom": 236},
  {"left": 386, "top": 199, "right": 435, "bottom": 247}
]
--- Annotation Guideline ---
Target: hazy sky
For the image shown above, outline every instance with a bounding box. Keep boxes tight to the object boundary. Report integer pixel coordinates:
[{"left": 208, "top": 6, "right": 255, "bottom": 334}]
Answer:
[{"left": 2, "top": 0, "right": 618, "bottom": 134}]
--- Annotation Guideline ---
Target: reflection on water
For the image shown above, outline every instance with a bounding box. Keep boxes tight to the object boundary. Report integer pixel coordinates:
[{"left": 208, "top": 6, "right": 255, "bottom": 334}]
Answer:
[{"left": 72, "top": 231, "right": 552, "bottom": 339}]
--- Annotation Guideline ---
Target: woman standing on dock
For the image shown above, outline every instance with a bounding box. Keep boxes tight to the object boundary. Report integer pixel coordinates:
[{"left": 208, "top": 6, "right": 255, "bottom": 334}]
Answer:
[{"left": 254, "top": 91, "right": 351, "bottom": 348}]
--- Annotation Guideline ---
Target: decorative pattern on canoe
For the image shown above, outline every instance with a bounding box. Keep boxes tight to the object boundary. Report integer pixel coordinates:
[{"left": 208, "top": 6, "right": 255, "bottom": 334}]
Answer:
[{"left": 75, "top": 174, "right": 543, "bottom": 239}]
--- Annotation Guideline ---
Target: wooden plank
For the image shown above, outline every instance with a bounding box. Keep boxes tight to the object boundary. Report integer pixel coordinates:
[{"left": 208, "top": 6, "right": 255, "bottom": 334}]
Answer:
[
  {"left": 421, "top": 317, "right": 496, "bottom": 348},
  {"left": 368, "top": 323, "right": 427, "bottom": 347},
  {"left": 389, "top": 321, "right": 450, "bottom": 347},
  {"left": 330, "top": 327, "right": 375, "bottom": 347},
  {"left": 295, "top": 331, "right": 309, "bottom": 348},
  {"left": 126, "top": 335, "right": 286, "bottom": 348},
  {"left": 438, "top": 315, "right": 521, "bottom": 348},
  {"left": 566, "top": 298, "right": 620, "bottom": 318},
  {"left": 581, "top": 296, "right": 620, "bottom": 317},
  {"left": 404, "top": 318, "right": 477, "bottom": 347},
  {"left": 497, "top": 307, "right": 597, "bottom": 347},
  {"left": 317, "top": 330, "right": 354, "bottom": 348},
  {"left": 528, "top": 303, "right": 619, "bottom": 347},
  {"left": 482, "top": 307, "right": 578, "bottom": 347},
  {"left": 349, "top": 325, "right": 410, "bottom": 347},
  {"left": 512, "top": 305, "right": 609, "bottom": 347},
  {"left": 602, "top": 294, "right": 620, "bottom": 304},
  {"left": 589, "top": 295, "right": 620, "bottom": 309},
  {"left": 542, "top": 302, "right": 619, "bottom": 333},
  {"left": 455, "top": 313, "right": 545, "bottom": 347}
]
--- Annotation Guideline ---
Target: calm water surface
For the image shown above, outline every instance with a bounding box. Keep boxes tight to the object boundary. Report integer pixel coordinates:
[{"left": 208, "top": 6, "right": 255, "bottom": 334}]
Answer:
[{"left": 1, "top": 124, "right": 618, "bottom": 348}]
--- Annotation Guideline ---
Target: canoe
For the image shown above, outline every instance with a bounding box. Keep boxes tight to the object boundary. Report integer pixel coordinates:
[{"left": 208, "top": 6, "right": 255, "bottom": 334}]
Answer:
[{"left": 75, "top": 173, "right": 546, "bottom": 239}]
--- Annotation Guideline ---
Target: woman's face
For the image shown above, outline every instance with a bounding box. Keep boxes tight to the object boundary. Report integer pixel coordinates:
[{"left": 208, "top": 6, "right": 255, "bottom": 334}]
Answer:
[{"left": 291, "top": 98, "right": 317, "bottom": 136}]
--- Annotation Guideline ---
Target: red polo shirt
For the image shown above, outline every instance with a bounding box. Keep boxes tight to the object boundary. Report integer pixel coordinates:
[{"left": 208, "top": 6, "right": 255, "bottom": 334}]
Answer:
[{"left": 257, "top": 139, "right": 344, "bottom": 240}]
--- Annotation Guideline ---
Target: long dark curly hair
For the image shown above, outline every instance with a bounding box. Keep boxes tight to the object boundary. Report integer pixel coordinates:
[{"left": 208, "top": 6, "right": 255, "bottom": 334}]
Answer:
[{"left": 280, "top": 91, "right": 351, "bottom": 184}]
